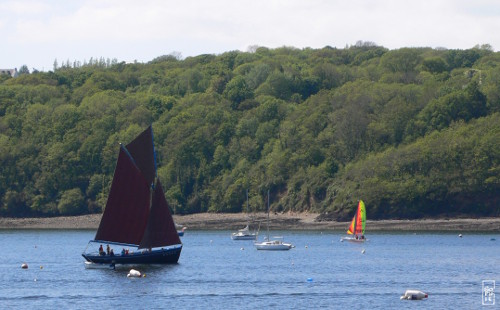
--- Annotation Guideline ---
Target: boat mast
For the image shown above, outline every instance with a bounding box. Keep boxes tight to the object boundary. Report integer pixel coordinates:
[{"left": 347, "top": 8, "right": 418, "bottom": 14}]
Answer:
[
  {"left": 246, "top": 189, "right": 249, "bottom": 213},
  {"left": 246, "top": 189, "right": 250, "bottom": 226},
  {"left": 267, "top": 189, "right": 270, "bottom": 241}
]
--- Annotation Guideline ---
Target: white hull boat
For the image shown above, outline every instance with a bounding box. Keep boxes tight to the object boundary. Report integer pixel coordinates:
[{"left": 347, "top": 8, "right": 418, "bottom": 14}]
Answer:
[
  {"left": 254, "top": 190, "right": 293, "bottom": 251},
  {"left": 340, "top": 236, "right": 367, "bottom": 243},
  {"left": 231, "top": 190, "right": 257, "bottom": 240},
  {"left": 255, "top": 238, "right": 293, "bottom": 250},
  {"left": 231, "top": 225, "right": 257, "bottom": 240}
]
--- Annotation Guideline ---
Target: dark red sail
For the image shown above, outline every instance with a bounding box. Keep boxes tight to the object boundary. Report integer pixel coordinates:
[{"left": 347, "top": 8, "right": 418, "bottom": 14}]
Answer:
[
  {"left": 94, "top": 147, "right": 151, "bottom": 245},
  {"left": 126, "top": 125, "right": 156, "bottom": 187},
  {"left": 139, "top": 179, "right": 181, "bottom": 249}
]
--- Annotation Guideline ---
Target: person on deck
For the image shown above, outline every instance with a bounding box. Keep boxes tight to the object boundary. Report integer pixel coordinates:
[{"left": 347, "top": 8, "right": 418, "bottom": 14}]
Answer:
[
  {"left": 106, "top": 244, "right": 110, "bottom": 255},
  {"left": 110, "top": 249, "right": 115, "bottom": 257},
  {"left": 99, "top": 245, "right": 105, "bottom": 256}
]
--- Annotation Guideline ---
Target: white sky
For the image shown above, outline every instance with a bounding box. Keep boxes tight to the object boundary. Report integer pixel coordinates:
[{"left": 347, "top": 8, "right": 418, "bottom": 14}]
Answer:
[{"left": 1, "top": 0, "right": 499, "bottom": 71}]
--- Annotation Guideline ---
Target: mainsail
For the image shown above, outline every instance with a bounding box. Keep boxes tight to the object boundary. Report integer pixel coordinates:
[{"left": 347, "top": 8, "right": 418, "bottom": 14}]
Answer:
[
  {"left": 124, "top": 125, "right": 157, "bottom": 187},
  {"left": 94, "top": 146, "right": 151, "bottom": 244},
  {"left": 347, "top": 200, "right": 366, "bottom": 235}
]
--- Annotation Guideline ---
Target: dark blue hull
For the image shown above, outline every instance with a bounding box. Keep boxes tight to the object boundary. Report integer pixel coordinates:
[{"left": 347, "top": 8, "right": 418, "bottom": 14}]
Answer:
[{"left": 82, "top": 246, "right": 182, "bottom": 265}]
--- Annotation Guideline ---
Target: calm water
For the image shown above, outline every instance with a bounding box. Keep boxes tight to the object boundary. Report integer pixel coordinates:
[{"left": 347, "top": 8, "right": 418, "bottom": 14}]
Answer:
[{"left": 0, "top": 229, "right": 498, "bottom": 309}]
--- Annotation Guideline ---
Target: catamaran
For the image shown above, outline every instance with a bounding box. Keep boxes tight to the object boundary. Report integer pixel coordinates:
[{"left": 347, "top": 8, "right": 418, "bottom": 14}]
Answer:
[
  {"left": 82, "top": 126, "right": 182, "bottom": 266},
  {"left": 341, "top": 200, "right": 367, "bottom": 243}
]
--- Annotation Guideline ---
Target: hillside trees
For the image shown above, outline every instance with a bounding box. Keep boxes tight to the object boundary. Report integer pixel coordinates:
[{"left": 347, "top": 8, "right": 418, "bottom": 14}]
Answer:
[{"left": 0, "top": 45, "right": 498, "bottom": 218}]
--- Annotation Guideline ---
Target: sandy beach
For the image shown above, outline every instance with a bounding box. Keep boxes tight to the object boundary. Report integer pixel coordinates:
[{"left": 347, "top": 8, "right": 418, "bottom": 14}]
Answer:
[{"left": 0, "top": 213, "right": 499, "bottom": 232}]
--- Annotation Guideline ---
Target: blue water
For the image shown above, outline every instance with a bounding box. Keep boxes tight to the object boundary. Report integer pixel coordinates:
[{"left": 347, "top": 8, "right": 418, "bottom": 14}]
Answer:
[{"left": 0, "top": 230, "right": 498, "bottom": 309}]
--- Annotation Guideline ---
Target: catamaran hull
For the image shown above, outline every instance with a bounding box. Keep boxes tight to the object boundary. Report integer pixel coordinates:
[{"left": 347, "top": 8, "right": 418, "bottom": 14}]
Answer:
[
  {"left": 341, "top": 237, "right": 367, "bottom": 243},
  {"left": 82, "top": 246, "right": 182, "bottom": 265}
]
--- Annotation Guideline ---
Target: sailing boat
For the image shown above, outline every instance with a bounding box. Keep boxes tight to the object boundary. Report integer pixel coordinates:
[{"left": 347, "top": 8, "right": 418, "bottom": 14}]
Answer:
[
  {"left": 82, "top": 126, "right": 182, "bottom": 265},
  {"left": 176, "top": 223, "right": 187, "bottom": 237},
  {"left": 341, "top": 200, "right": 367, "bottom": 243},
  {"left": 254, "top": 190, "right": 293, "bottom": 250},
  {"left": 231, "top": 189, "right": 257, "bottom": 240}
]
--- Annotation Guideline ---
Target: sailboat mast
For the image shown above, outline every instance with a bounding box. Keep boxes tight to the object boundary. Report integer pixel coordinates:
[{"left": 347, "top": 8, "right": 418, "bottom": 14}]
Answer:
[{"left": 267, "top": 190, "right": 270, "bottom": 241}]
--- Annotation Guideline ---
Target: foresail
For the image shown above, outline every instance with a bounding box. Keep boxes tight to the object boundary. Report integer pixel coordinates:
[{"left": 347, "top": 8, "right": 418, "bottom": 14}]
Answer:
[
  {"left": 126, "top": 125, "right": 157, "bottom": 187},
  {"left": 94, "top": 147, "right": 151, "bottom": 245},
  {"left": 139, "top": 179, "right": 181, "bottom": 249},
  {"left": 347, "top": 214, "right": 356, "bottom": 235}
]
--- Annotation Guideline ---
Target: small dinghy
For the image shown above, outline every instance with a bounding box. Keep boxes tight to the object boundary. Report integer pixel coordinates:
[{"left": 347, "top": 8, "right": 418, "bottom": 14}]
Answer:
[
  {"left": 400, "top": 289, "right": 428, "bottom": 300},
  {"left": 127, "top": 269, "right": 142, "bottom": 277}
]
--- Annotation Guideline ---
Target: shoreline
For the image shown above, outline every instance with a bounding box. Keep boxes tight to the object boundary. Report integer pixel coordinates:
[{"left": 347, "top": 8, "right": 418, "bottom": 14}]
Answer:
[{"left": 0, "top": 213, "right": 499, "bottom": 232}]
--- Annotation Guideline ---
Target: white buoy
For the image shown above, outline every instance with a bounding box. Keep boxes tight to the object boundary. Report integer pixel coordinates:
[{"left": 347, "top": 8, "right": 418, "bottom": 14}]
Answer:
[
  {"left": 459, "top": 234, "right": 463, "bottom": 238},
  {"left": 21, "top": 263, "right": 28, "bottom": 269},
  {"left": 127, "top": 269, "right": 141, "bottom": 278},
  {"left": 361, "top": 249, "right": 366, "bottom": 254},
  {"left": 401, "top": 290, "right": 428, "bottom": 300},
  {"left": 240, "top": 247, "right": 244, "bottom": 250}
]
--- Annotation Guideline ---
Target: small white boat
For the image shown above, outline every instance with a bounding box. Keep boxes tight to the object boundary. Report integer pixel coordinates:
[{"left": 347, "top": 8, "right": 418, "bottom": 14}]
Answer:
[
  {"left": 231, "top": 190, "right": 257, "bottom": 240},
  {"left": 127, "top": 269, "right": 142, "bottom": 277},
  {"left": 175, "top": 223, "right": 186, "bottom": 236},
  {"left": 231, "top": 225, "right": 257, "bottom": 240},
  {"left": 400, "top": 289, "right": 428, "bottom": 300},
  {"left": 255, "top": 237, "right": 293, "bottom": 250},
  {"left": 254, "top": 190, "right": 293, "bottom": 251}
]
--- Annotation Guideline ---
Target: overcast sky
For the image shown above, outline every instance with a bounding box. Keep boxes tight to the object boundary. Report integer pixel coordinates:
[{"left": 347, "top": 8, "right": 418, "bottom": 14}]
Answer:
[{"left": 1, "top": 0, "right": 499, "bottom": 71}]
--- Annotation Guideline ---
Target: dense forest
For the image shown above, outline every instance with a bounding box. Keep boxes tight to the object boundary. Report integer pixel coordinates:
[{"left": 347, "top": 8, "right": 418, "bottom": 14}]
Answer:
[{"left": 0, "top": 43, "right": 499, "bottom": 219}]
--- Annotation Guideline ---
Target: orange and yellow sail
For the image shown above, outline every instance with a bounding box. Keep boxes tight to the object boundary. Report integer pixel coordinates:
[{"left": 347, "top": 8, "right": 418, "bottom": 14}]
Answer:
[{"left": 347, "top": 200, "right": 366, "bottom": 235}]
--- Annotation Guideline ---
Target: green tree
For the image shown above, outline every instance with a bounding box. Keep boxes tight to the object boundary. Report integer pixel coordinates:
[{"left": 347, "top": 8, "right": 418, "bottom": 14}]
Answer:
[
  {"left": 223, "top": 76, "right": 253, "bottom": 108},
  {"left": 57, "top": 188, "right": 85, "bottom": 215}
]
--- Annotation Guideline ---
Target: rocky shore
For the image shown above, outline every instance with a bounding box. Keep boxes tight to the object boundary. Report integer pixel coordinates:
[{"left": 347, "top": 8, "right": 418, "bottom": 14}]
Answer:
[{"left": 0, "top": 213, "right": 499, "bottom": 232}]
